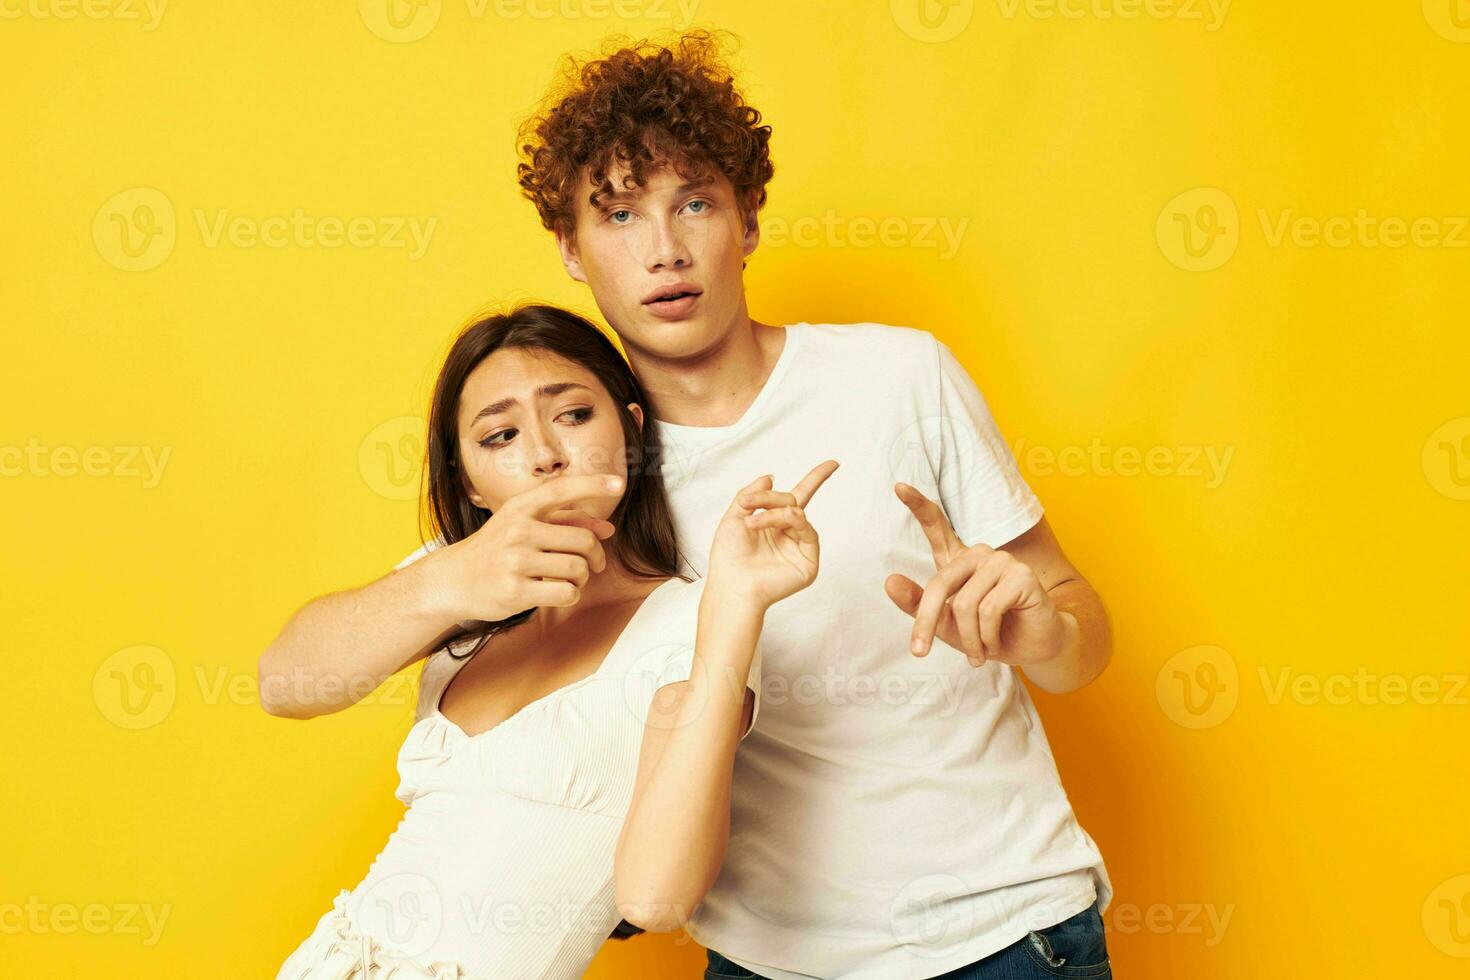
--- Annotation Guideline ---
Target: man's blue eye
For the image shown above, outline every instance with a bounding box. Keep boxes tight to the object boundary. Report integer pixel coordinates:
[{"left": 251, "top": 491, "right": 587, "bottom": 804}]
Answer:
[
  {"left": 686, "top": 200, "right": 707, "bottom": 214},
  {"left": 609, "top": 210, "right": 631, "bottom": 224}
]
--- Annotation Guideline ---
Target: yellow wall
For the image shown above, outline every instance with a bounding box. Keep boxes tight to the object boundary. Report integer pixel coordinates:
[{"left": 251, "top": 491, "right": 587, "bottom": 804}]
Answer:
[{"left": 3, "top": 1, "right": 1467, "bottom": 976}]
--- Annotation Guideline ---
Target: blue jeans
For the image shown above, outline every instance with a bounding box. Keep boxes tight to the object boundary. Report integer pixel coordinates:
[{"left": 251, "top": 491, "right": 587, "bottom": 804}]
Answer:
[{"left": 704, "top": 902, "right": 1112, "bottom": 980}]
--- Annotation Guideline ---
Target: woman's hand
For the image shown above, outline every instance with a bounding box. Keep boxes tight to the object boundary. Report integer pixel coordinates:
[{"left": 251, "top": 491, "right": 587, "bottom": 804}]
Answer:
[
  {"left": 424, "top": 473, "right": 623, "bottom": 622},
  {"left": 706, "top": 460, "right": 839, "bottom": 610}
]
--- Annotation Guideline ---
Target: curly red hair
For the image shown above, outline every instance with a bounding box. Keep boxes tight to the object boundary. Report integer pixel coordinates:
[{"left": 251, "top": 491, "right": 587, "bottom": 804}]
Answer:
[{"left": 517, "top": 29, "right": 774, "bottom": 242}]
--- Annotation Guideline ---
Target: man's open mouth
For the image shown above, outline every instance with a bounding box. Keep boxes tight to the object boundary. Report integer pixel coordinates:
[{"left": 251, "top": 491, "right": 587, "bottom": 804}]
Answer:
[{"left": 642, "top": 283, "right": 703, "bottom": 306}]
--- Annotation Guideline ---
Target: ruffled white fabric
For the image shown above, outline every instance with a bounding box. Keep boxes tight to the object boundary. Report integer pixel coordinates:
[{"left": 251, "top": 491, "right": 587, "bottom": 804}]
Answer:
[{"left": 275, "top": 889, "right": 476, "bottom": 980}]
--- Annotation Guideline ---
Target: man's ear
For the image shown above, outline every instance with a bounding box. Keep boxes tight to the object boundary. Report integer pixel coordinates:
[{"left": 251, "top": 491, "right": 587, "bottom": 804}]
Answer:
[
  {"left": 740, "top": 190, "right": 761, "bottom": 260},
  {"left": 628, "top": 402, "right": 644, "bottom": 432},
  {"left": 557, "top": 230, "right": 588, "bottom": 284}
]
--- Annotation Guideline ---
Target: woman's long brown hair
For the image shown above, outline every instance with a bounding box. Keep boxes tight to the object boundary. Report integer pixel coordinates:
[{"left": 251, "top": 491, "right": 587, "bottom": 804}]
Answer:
[
  {"left": 419, "top": 303, "right": 690, "bottom": 647},
  {"left": 416, "top": 303, "right": 691, "bottom": 940}
]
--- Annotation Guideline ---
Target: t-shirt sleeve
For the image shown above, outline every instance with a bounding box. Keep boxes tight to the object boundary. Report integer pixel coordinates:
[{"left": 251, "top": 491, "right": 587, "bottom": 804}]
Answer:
[
  {"left": 931, "top": 334, "right": 1045, "bottom": 547},
  {"left": 391, "top": 537, "right": 479, "bottom": 634},
  {"left": 393, "top": 539, "right": 441, "bottom": 571},
  {"left": 657, "top": 627, "right": 764, "bottom": 741}
]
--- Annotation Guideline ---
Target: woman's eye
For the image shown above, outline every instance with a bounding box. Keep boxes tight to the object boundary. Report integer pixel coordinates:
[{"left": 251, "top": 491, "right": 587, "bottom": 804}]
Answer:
[
  {"left": 560, "top": 407, "right": 593, "bottom": 425},
  {"left": 478, "top": 429, "right": 515, "bottom": 449}
]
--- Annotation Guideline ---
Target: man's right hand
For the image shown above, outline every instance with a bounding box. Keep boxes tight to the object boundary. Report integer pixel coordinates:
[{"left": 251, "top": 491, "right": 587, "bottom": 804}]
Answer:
[{"left": 422, "top": 473, "right": 625, "bottom": 623}]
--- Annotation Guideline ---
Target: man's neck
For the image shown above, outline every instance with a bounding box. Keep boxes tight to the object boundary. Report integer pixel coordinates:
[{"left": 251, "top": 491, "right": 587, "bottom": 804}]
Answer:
[{"left": 624, "top": 313, "right": 786, "bottom": 428}]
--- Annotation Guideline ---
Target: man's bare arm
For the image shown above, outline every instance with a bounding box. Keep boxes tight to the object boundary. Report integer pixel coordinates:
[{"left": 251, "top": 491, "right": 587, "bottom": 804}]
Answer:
[
  {"left": 257, "top": 556, "right": 464, "bottom": 719},
  {"left": 995, "top": 516, "right": 1113, "bottom": 693},
  {"left": 886, "top": 485, "right": 1114, "bottom": 695},
  {"left": 257, "top": 474, "right": 622, "bottom": 719}
]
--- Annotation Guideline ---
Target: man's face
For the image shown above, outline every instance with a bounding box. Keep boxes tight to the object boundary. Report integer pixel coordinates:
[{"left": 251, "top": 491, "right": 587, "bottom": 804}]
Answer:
[{"left": 557, "top": 162, "right": 760, "bottom": 361}]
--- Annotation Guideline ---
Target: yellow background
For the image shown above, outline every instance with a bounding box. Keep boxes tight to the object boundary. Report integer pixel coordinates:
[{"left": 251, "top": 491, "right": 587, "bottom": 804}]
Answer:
[{"left": 3, "top": 0, "right": 1467, "bottom": 976}]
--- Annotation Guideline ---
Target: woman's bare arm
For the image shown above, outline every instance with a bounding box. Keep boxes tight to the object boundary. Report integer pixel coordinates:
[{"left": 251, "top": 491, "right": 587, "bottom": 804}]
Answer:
[{"left": 613, "top": 584, "right": 763, "bottom": 932}]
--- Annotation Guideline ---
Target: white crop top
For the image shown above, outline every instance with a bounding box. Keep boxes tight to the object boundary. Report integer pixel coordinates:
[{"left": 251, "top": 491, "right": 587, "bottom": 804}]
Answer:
[{"left": 331, "top": 570, "right": 761, "bottom": 978}]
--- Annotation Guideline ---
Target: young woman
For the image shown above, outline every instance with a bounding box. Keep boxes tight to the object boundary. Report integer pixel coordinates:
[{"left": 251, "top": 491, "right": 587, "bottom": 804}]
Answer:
[{"left": 265, "top": 303, "right": 837, "bottom": 979}]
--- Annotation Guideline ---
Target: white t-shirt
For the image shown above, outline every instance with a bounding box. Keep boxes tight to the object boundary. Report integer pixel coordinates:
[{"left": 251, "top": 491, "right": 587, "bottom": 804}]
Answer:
[
  {"left": 656, "top": 322, "right": 1112, "bottom": 980},
  {"left": 278, "top": 573, "right": 760, "bottom": 979}
]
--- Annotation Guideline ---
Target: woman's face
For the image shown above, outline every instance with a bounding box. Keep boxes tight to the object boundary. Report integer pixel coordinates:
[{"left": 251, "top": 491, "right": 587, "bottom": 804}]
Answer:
[{"left": 456, "top": 346, "right": 642, "bottom": 520}]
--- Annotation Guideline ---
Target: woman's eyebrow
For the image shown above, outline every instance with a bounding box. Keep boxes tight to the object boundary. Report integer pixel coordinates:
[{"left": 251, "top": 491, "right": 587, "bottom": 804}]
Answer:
[{"left": 471, "top": 382, "right": 593, "bottom": 424}]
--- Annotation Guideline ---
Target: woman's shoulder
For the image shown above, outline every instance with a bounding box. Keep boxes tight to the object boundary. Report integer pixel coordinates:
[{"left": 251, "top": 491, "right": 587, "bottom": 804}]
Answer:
[{"left": 605, "top": 575, "right": 706, "bottom": 667}]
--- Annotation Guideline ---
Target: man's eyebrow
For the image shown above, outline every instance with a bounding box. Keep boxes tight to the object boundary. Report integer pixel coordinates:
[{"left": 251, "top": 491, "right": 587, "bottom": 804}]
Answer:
[
  {"left": 594, "top": 176, "right": 716, "bottom": 208},
  {"left": 471, "top": 382, "right": 592, "bottom": 424}
]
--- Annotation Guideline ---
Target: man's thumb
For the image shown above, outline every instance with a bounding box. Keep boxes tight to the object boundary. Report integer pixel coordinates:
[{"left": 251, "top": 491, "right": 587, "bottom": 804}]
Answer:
[{"left": 884, "top": 573, "right": 922, "bottom": 617}]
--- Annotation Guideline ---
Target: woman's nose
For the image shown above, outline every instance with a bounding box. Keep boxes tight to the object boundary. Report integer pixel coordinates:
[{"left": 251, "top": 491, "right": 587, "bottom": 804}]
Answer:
[{"left": 531, "top": 441, "right": 568, "bottom": 477}]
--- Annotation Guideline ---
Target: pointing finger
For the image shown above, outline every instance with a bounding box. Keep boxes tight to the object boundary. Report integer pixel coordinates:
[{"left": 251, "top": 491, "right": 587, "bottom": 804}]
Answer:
[
  {"left": 792, "top": 460, "right": 840, "bottom": 507},
  {"left": 895, "top": 482, "right": 966, "bottom": 567}
]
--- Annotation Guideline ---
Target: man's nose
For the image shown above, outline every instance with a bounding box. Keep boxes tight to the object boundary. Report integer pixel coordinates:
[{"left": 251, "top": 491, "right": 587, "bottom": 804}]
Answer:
[{"left": 644, "top": 215, "right": 692, "bottom": 271}]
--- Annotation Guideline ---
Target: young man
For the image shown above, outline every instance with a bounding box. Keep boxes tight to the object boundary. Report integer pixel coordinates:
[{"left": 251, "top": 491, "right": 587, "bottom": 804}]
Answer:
[{"left": 262, "top": 29, "right": 1114, "bottom": 980}]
